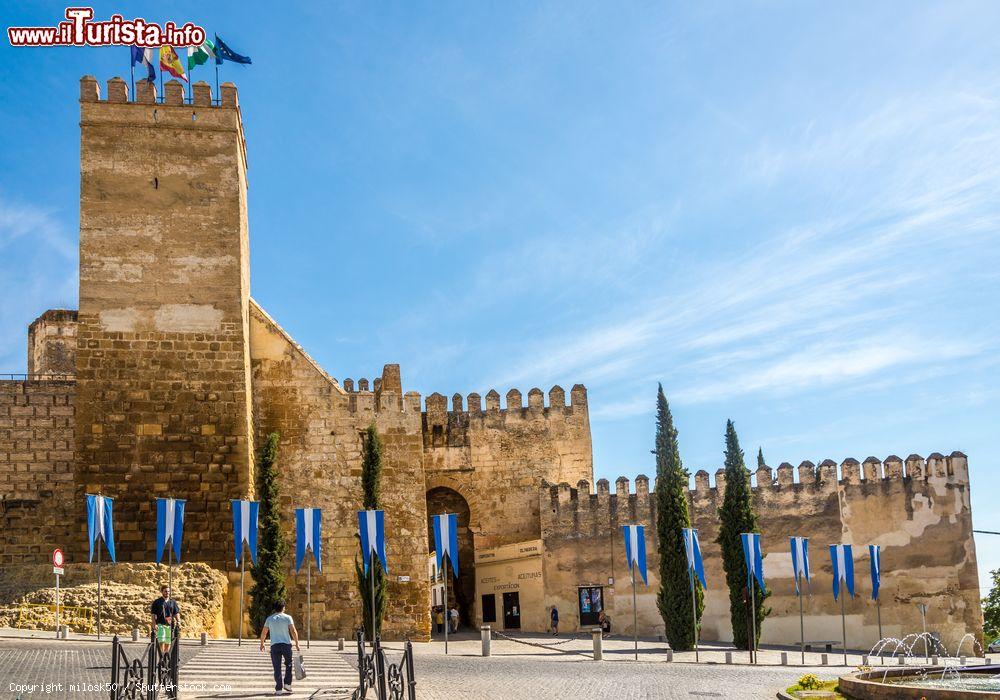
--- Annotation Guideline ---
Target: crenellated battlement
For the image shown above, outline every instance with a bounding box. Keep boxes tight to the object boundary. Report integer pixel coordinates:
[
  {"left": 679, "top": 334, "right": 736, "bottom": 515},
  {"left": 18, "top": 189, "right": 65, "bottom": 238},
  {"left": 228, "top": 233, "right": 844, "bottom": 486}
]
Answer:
[
  {"left": 423, "top": 384, "right": 586, "bottom": 417},
  {"left": 339, "top": 365, "right": 423, "bottom": 417},
  {"left": 80, "top": 75, "right": 238, "bottom": 109},
  {"left": 543, "top": 450, "right": 970, "bottom": 528}
]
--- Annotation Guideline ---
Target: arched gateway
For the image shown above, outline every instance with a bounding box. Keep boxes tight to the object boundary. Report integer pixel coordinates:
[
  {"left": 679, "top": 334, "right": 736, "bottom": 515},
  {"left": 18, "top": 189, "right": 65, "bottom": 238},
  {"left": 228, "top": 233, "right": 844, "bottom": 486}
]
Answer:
[{"left": 426, "top": 486, "right": 476, "bottom": 630}]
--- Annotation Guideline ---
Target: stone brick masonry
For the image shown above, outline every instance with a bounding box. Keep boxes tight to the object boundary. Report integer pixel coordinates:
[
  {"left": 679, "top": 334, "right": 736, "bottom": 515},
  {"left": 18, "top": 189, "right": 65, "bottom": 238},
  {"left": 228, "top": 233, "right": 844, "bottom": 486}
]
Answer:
[{"left": 0, "top": 76, "right": 982, "bottom": 648}]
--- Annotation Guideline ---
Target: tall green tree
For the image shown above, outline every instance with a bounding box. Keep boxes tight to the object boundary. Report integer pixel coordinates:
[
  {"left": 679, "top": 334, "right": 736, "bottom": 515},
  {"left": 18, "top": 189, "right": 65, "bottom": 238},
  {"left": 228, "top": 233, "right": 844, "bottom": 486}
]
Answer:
[
  {"left": 249, "top": 432, "right": 288, "bottom": 634},
  {"left": 757, "top": 447, "right": 765, "bottom": 470},
  {"left": 355, "top": 423, "right": 388, "bottom": 639},
  {"left": 716, "top": 420, "right": 769, "bottom": 649},
  {"left": 984, "top": 568, "right": 1000, "bottom": 640},
  {"left": 654, "top": 385, "right": 703, "bottom": 650}
]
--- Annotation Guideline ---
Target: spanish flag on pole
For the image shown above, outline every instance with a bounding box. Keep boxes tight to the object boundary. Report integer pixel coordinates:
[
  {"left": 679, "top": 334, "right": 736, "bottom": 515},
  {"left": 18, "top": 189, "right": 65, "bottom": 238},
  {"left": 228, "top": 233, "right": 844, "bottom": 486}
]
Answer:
[{"left": 159, "top": 46, "right": 188, "bottom": 82}]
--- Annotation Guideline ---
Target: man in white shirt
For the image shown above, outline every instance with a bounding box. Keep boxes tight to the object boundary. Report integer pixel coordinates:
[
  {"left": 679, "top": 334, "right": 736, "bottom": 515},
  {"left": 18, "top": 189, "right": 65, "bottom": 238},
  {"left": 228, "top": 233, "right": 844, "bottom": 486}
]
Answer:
[{"left": 259, "top": 600, "right": 301, "bottom": 695}]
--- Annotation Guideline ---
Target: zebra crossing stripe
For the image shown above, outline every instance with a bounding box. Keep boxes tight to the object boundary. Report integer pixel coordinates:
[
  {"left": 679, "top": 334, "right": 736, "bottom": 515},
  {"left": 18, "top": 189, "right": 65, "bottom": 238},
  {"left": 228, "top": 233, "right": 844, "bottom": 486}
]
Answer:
[{"left": 179, "top": 646, "right": 356, "bottom": 693}]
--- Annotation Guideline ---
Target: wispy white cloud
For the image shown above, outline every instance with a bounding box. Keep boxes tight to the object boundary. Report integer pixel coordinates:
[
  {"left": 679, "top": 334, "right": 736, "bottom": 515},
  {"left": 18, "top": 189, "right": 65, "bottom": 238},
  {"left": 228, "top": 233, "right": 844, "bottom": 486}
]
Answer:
[
  {"left": 463, "top": 81, "right": 1000, "bottom": 410},
  {"left": 0, "top": 198, "right": 77, "bottom": 371}
]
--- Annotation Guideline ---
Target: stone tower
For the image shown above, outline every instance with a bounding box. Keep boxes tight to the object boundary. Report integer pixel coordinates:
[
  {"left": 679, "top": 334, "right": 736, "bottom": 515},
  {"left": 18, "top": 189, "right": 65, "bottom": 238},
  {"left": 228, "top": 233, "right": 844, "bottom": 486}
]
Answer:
[{"left": 74, "top": 77, "right": 253, "bottom": 565}]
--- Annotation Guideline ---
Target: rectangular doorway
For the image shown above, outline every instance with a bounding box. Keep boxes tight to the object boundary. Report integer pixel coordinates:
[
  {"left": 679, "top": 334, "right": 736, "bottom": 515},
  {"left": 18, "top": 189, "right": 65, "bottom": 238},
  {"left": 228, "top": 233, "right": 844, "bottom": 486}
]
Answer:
[
  {"left": 502, "top": 591, "right": 521, "bottom": 629},
  {"left": 578, "top": 586, "right": 604, "bottom": 627},
  {"left": 482, "top": 594, "right": 497, "bottom": 624}
]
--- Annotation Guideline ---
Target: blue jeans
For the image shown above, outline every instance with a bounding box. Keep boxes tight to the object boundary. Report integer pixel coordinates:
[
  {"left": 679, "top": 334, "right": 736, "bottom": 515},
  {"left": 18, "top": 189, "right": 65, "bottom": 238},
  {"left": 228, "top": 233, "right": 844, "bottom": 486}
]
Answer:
[{"left": 270, "top": 642, "right": 293, "bottom": 690}]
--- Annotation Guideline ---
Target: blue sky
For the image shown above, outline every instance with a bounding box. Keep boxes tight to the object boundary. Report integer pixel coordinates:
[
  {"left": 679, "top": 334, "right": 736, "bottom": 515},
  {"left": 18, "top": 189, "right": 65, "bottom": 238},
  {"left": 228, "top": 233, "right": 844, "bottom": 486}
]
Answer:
[{"left": 1, "top": 2, "right": 998, "bottom": 592}]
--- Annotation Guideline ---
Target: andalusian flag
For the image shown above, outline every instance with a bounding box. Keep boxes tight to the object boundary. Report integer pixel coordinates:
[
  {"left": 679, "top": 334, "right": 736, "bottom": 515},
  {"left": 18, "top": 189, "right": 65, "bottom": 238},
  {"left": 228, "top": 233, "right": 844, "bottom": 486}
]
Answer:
[
  {"left": 187, "top": 39, "right": 216, "bottom": 71},
  {"left": 159, "top": 46, "right": 188, "bottom": 82}
]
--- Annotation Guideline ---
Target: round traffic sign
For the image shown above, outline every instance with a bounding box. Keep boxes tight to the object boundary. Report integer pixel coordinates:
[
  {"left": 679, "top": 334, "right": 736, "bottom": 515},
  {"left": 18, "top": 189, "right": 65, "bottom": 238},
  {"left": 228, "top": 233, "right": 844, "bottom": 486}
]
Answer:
[{"left": 52, "top": 548, "right": 64, "bottom": 567}]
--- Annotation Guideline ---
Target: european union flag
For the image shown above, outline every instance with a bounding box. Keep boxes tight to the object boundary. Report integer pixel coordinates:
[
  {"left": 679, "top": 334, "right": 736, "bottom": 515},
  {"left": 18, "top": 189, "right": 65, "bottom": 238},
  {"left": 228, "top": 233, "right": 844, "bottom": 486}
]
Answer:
[{"left": 215, "top": 35, "right": 252, "bottom": 65}]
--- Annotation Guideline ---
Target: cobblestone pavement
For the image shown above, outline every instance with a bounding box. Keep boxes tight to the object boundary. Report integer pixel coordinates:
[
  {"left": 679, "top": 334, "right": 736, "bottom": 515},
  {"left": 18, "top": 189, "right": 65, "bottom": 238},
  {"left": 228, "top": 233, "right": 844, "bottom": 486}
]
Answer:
[
  {"left": 0, "top": 637, "right": 201, "bottom": 700},
  {"left": 399, "top": 653, "right": 832, "bottom": 699},
  {"left": 3, "top": 631, "right": 991, "bottom": 700},
  {"left": 361, "top": 637, "right": 846, "bottom": 699}
]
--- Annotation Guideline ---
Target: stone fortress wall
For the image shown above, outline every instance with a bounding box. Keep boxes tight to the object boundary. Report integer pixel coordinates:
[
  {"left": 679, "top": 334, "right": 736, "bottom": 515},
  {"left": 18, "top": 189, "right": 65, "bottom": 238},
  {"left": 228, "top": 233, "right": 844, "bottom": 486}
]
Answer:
[
  {"left": 0, "top": 76, "right": 983, "bottom": 647},
  {"left": 540, "top": 452, "right": 982, "bottom": 649}
]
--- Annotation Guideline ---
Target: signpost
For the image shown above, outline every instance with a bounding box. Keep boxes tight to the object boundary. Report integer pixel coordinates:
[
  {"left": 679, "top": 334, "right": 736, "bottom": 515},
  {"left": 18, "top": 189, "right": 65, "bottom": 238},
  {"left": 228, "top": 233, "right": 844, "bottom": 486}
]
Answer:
[{"left": 52, "top": 549, "right": 64, "bottom": 638}]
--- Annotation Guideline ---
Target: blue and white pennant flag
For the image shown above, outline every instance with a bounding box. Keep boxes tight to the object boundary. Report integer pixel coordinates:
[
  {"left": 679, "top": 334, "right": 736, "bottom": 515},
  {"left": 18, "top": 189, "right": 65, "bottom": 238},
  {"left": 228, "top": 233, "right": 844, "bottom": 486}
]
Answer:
[
  {"left": 790, "top": 536, "right": 810, "bottom": 595},
  {"left": 86, "top": 494, "right": 116, "bottom": 563},
  {"left": 682, "top": 527, "right": 707, "bottom": 587},
  {"left": 231, "top": 499, "right": 259, "bottom": 566},
  {"left": 296, "top": 507, "right": 322, "bottom": 573},
  {"left": 130, "top": 46, "right": 156, "bottom": 82},
  {"left": 622, "top": 524, "right": 648, "bottom": 585},
  {"left": 741, "top": 532, "right": 766, "bottom": 593},
  {"left": 869, "top": 544, "right": 881, "bottom": 601},
  {"left": 432, "top": 513, "right": 459, "bottom": 577},
  {"left": 358, "top": 509, "right": 388, "bottom": 575},
  {"left": 829, "top": 544, "right": 855, "bottom": 600},
  {"left": 155, "top": 498, "right": 185, "bottom": 564}
]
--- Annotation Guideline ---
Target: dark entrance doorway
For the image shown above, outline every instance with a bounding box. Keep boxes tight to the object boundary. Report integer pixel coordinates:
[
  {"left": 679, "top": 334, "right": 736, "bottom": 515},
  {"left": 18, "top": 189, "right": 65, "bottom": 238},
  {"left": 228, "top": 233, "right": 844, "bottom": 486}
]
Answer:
[
  {"left": 481, "top": 594, "right": 497, "bottom": 624},
  {"left": 502, "top": 591, "right": 521, "bottom": 630},
  {"left": 578, "top": 586, "right": 604, "bottom": 627},
  {"left": 426, "top": 487, "right": 475, "bottom": 631}
]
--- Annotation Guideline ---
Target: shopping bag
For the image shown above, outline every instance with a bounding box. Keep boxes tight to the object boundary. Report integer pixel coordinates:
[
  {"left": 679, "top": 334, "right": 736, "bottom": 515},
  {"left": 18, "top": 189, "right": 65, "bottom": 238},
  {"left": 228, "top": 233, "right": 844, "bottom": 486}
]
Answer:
[{"left": 294, "top": 654, "right": 307, "bottom": 680}]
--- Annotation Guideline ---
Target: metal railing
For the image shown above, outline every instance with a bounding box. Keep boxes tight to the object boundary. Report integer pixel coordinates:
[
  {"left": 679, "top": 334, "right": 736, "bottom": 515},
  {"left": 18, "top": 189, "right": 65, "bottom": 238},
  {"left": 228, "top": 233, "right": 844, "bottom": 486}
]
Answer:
[
  {"left": 110, "top": 624, "right": 180, "bottom": 700},
  {"left": 0, "top": 373, "right": 75, "bottom": 381},
  {"left": 352, "top": 630, "right": 416, "bottom": 700},
  {"left": 15, "top": 602, "right": 94, "bottom": 633}
]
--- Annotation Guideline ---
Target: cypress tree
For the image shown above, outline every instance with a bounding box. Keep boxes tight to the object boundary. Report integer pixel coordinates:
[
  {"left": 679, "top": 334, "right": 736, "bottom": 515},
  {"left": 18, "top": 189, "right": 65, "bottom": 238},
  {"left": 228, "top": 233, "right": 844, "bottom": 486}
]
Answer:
[
  {"left": 355, "top": 423, "right": 388, "bottom": 639},
  {"left": 654, "top": 384, "right": 703, "bottom": 650},
  {"left": 757, "top": 447, "right": 765, "bottom": 470},
  {"left": 717, "top": 420, "right": 769, "bottom": 649},
  {"left": 249, "top": 432, "right": 288, "bottom": 634}
]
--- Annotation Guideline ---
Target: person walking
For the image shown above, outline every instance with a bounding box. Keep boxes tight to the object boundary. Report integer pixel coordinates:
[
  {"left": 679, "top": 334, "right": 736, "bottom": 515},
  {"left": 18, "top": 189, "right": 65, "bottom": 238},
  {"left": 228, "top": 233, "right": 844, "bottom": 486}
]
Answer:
[
  {"left": 450, "top": 606, "right": 459, "bottom": 633},
  {"left": 150, "top": 584, "right": 180, "bottom": 655},
  {"left": 550, "top": 605, "right": 559, "bottom": 635},
  {"left": 259, "top": 600, "right": 301, "bottom": 695},
  {"left": 434, "top": 607, "right": 444, "bottom": 635}
]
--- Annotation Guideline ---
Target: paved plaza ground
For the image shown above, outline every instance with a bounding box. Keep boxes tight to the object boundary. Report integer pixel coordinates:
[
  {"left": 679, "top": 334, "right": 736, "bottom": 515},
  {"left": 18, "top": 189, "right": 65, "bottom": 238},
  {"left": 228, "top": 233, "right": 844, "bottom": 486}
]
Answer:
[{"left": 2, "top": 628, "right": 992, "bottom": 699}]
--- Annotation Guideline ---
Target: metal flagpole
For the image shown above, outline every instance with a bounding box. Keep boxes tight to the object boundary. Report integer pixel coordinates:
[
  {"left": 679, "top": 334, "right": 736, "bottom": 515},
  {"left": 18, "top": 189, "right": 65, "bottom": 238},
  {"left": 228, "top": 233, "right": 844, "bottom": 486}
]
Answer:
[
  {"left": 168, "top": 545, "right": 173, "bottom": 598},
  {"left": 876, "top": 596, "right": 883, "bottom": 654},
  {"left": 215, "top": 63, "right": 220, "bottom": 104},
  {"left": 238, "top": 554, "right": 245, "bottom": 646},
  {"left": 840, "top": 581, "right": 848, "bottom": 666},
  {"left": 443, "top": 554, "right": 449, "bottom": 655},
  {"left": 688, "top": 566, "right": 698, "bottom": 662},
  {"left": 798, "top": 574, "right": 805, "bottom": 665},
  {"left": 307, "top": 557, "right": 311, "bottom": 649},
  {"left": 97, "top": 538, "right": 102, "bottom": 640},
  {"left": 369, "top": 560, "right": 377, "bottom": 650},
  {"left": 130, "top": 59, "right": 134, "bottom": 101},
  {"left": 631, "top": 570, "right": 638, "bottom": 661},
  {"left": 749, "top": 574, "right": 757, "bottom": 664}
]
